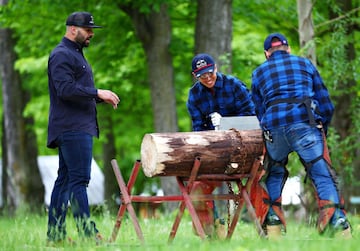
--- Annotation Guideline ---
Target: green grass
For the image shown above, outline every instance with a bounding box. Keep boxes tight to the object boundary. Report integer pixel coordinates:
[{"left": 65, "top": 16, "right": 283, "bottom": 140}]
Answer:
[{"left": 0, "top": 209, "right": 359, "bottom": 251}]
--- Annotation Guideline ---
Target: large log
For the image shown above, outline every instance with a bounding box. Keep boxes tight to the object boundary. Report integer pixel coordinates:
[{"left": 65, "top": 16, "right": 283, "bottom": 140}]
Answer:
[{"left": 140, "top": 129, "right": 264, "bottom": 177}]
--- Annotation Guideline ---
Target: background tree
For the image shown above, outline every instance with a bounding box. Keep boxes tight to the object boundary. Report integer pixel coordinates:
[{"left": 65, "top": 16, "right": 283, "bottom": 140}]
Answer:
[
  {"left": 0, "top": 0, "right": 44, "bottom": 214},
  {"left": 193, "top": 0, "right": 233, "bottom": 215},
  {"left": 297, "top": 0, "right": 316, "bottom": 65},
  {"left": 117, "top": 1, "right": 179, "bottom": 211},
  {"left": 195, "top": 0, "right": 233, "bottom": 73}
]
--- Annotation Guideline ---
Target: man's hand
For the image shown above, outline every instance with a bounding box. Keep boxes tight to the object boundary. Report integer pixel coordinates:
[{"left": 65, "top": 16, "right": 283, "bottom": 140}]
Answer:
[
  {"left": 210, "top": 112, "right": 222, "bottom": 128},
  {"left": 97, "top": 89, "right": 120, "bottom": 109}
]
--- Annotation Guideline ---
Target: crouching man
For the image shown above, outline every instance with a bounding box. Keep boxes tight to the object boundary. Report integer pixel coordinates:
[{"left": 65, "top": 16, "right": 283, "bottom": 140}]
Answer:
[{"left": 250, "top": 33, "right": 351, "bottom": 239}]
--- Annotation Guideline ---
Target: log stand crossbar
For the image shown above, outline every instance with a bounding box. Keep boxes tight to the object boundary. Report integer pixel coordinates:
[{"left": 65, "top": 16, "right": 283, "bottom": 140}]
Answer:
[{"left": 109, "top": 156, "right": 266, "bottom": 244}]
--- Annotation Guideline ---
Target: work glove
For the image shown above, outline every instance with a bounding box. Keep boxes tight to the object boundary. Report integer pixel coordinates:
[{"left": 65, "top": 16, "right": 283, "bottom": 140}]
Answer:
[{"left": 209, "top": 112, "right": 222, "bottom": 128}]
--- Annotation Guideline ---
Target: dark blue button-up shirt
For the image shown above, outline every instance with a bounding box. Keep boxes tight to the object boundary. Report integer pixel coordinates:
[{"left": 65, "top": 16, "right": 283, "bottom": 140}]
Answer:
[
  {"left": 187, "top": 73, "right": 255, "bottom": 131},
  {"left": 47, "top": 37, "right": 99, "bottom": 148},
  {"left": 251, "top": 50, "right": 334, "bottom": 131}
]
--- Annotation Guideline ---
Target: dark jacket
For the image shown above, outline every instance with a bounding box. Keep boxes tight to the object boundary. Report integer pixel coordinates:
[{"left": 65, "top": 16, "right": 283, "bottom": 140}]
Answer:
[{"left": 47, "top": 37, "right": 100, "bottom": 148}]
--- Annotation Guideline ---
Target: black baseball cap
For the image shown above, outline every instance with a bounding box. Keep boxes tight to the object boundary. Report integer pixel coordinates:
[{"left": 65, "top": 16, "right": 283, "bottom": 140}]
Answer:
[{"left": 66, "top": 12, "right": 102, "bottom": 28}]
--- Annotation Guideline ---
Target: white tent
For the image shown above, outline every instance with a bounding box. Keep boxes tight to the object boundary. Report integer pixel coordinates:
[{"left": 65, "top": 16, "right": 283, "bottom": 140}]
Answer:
[
  {"left": 37, "top": 155, "right": 105, "bottom": 206},
  {"left": 282, "top": 176, "right": 301, "bottom": 205}
]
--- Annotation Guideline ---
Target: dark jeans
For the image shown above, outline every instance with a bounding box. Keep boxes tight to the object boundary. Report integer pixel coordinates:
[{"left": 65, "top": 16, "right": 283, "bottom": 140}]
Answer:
[
  {"left": 47, "top": 131, "right": 98, "bottom": 241},
  {"left": 265, "top": 123, "right": 345, "bottom": 225}
]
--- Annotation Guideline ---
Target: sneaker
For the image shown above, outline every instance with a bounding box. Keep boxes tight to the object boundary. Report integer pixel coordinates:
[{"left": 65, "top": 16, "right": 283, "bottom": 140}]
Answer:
[
  {"left": 265, "top": 214, "right": 283, "bottom": 240},
  {"left": 214, "top": 218, "right": 227, "bottom": 240},
  {"left": 266, "top": 225, "right": 282, "bottom": 240},
  {"left": 333, "top": 218, "right": 352, "bottom": 239}
]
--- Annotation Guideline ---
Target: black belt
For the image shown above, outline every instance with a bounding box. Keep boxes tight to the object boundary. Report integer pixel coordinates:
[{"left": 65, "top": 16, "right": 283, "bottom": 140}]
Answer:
[{"left": 266, "top": 97, "right": 319, "bottom": 126}]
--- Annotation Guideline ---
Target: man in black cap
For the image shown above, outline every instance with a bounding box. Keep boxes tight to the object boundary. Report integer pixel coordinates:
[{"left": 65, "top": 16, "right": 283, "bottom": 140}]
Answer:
[{"left": 46, "top": 11, "right": 120, "bottom": 245}]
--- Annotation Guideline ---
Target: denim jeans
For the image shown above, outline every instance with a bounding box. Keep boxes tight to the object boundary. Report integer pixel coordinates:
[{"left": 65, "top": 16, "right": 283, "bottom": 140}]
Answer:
[
  {"left": 47, "top": 131, "right": 98, "bottom": 241},
  {"left": 264, "top": 122, "right": 345, "bottom": 224}
]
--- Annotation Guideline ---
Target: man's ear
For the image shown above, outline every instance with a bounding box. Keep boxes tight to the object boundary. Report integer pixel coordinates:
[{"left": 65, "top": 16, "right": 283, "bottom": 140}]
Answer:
[
  {"left": 70, "top": 26, "right": 78, "bottom": 35},
  {"left": 287, "top": 46, "right": 291, "bottom": 54},
  {"left": 264, "top": 50, "right": 271, "bottom": 59}
]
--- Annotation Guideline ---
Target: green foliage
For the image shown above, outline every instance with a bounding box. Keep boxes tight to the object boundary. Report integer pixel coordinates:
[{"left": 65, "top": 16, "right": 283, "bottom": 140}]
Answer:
[
  {"left": 314, "top": 1, "right": 360, "bottom": 186},
  {"left": 232, "top": 0, "right": 300, "bottom": 86},
  {"left": 116, "top": 0, "right": 167, "bottom": 13}
]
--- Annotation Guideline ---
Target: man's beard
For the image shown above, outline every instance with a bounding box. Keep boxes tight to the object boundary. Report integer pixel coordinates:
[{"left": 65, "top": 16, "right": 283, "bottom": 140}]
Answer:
[{"left": 76, "top": 35, "right": 90, "bottom": 48}]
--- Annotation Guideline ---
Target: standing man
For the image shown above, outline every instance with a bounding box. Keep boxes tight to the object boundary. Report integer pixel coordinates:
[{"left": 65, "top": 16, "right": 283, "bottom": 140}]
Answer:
[
  {"left": 187, "top": 53, "right": 255, "bottom": 238},
  {"left": 251, "top": 33, "right": 351, "bottom": 239},
  {"left": 47, "top": 12, "right": 120, "bottom": 244}
]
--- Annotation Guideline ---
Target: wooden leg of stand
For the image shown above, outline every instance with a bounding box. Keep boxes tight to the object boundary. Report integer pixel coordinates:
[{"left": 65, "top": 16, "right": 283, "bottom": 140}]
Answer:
[
  {"left": 110, "top": 204, "right": 127, "bottom": 243},
  {"left": 226, "top": 182, "right": 245, "bottom": 239},
  {"left": 181, "top": 182, "right": 206, "bottom": 239},
  {"left": 228, "top": 156, "right": 265, "bottom": 239},
  {"left": 168, "top": 157, "right": 206, "bottom": 243},
  {"left": 168, "top": 195, "right": 187, "bottom": 243},
  {"left": 110, "top": 161, "right": 142, "bottom": 242},
  {"left": 242, "top": 188, "right": 266, "bottom": 238},
  {"left": 126, "top": 160, "right": 142, "bottom": 193},
  {"left": 111, "top": 159, "right": 145, "bottom": 244},
  {"left": 243, "top": 158, "right": 266, "bottom": 238}
]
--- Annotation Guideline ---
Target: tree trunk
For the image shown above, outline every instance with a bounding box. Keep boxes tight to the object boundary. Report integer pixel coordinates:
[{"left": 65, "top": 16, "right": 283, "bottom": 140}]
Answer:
[
  {"left": 297, "top": 0, "right": 316, "bottom": 65},
  {"left": 0, "top": 28, "right": 25, "bottom": 213},
  {"left": 141, "top": 129, "right": 263, "bottom": 177},
  {"left": 195, "top": 0, "right": 233, "bottom": 74},
  {"left": 120, "top": 3, "right": 177, "bottom": 133},
  {"left": 23, "top": 115, "right": 44, "bottom": 211},
  {"left": 101, "top": 113, "right": 118, "bottom": 211},
  {"left": 0, "top": 20, "right": 43, "bottom": 213},
  {"left": 119, "top": 3, "right": 178, "bottom": 211},
  {"left": 193, "top": 0, "right": 233, "bottom": 215}
]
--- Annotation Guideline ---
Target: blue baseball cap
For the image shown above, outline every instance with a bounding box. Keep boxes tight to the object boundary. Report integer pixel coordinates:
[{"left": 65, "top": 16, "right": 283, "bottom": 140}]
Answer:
[
  {"left": 191, "top": 53, "right": 215, "bottom": 78},
  {"left": 264, "top": 33, "right": 288, "bottom": 51}
]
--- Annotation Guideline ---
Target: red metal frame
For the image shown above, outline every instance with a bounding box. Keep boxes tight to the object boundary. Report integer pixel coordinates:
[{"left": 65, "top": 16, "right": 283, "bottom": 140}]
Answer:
[{"left": 109, "top": 157, "right": 265, "bottom": 244}]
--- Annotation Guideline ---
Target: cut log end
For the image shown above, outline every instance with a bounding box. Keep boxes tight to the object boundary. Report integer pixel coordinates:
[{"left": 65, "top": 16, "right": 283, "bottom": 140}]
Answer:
[{"left": 141, "top": 134, "right": 165, "bottom": 177}]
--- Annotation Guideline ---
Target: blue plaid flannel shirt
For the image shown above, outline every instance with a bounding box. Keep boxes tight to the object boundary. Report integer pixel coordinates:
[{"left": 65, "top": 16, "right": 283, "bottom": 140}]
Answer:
[
  {"left": 251, "top": 51, "right": 334, "bottom": 131},
  {"left": 187, "top": 73, "right": 255, "bottom": 131}
]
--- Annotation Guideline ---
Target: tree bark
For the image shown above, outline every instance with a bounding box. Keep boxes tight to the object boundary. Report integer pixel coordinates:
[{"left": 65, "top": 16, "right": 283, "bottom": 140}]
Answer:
[
  {"left": 100, "top": 112, "right": 118, "bottom": 211},
  {"left": 0, "top": 28, "right": 24, "bottom": 212},
  {"left": 297, "top": 0, "right": 316, "bottom": 65},
  {"left": 120, "top": 3, "right": 177, "bottom": 133},
  {"left": 119, "top": 3, "right": 178, "bottom": 211},
  {"left": 195, "top": 0, "right": 233, "bottom": 74},
  {"left": 0, "top": 22, "right": 43, "bottom": 213},
  {"left": 141, "top": 129, "right": 263, "bottom": 177},
  {"left": 193, "top": 0, "right": 234, "bottom": 214}
]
